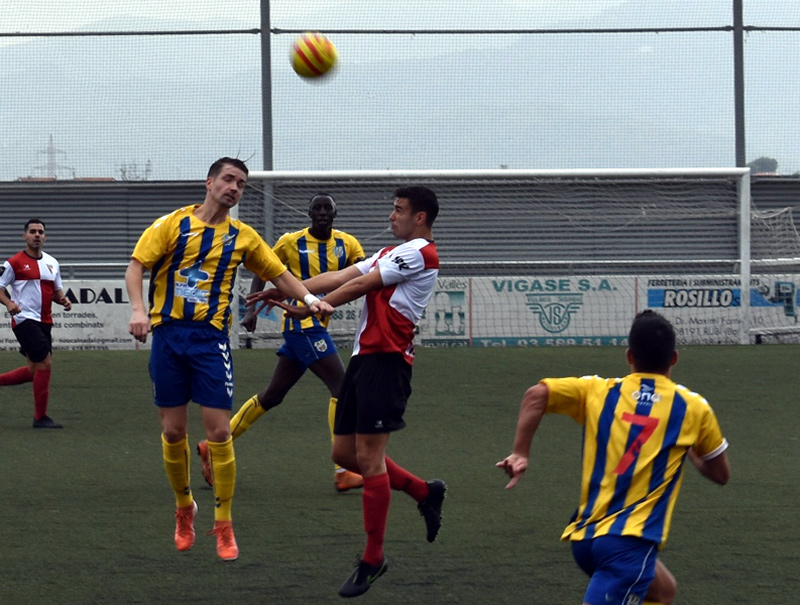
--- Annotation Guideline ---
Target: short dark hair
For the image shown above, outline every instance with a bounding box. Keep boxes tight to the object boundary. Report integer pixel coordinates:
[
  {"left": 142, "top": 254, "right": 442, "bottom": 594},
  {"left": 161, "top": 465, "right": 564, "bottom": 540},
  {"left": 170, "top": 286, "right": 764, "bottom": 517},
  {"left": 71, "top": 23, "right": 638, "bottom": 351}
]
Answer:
[
  {"left": 309, "top": 193, "right": 336, "bottom": 211},
  {"left": 207, "top": 157, "right": 248, "bottom": 179},
  {"left": 394, "top": 186, "right": 439, "bottom": 226},
  {"left": 24, "top": 219, "right": 46, "bottom": 231},
  {"left": 628, "top": 310, "right": 676, "bottom": 373}
]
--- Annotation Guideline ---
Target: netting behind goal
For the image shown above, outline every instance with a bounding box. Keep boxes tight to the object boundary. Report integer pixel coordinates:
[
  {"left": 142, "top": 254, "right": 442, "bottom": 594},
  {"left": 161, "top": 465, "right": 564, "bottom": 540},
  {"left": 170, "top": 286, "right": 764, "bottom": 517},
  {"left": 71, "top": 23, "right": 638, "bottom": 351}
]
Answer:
[{"left": 236, "top": 168, "right": 800, "bottom": 347}]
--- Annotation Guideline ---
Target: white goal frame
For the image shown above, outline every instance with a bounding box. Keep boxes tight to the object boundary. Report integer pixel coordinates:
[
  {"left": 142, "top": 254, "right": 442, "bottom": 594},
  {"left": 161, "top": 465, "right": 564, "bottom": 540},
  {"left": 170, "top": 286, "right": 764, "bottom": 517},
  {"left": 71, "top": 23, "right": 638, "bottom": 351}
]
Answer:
[{"left": 242, "top": 167, "right": 766, "bottom": 346}]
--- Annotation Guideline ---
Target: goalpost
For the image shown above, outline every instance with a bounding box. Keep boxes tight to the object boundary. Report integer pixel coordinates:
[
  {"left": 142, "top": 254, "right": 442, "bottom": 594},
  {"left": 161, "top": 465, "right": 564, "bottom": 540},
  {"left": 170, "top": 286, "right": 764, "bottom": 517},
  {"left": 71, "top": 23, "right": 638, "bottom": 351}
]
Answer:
[{"left": 235, "top": 167, "right": 800, "bottom": 347}]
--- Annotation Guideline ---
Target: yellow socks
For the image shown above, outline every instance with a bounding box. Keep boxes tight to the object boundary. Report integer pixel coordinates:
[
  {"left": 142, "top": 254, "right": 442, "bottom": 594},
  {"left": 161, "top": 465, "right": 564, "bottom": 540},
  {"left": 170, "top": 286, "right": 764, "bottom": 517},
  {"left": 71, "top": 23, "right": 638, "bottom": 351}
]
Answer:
[
  {"left": 230, "top": 394, "right": 267, "bottom": 439},
  {"left": 208, "top": 437, "right": 236, "bottom": 522},
  {"left": 162, "top": 434, "right": 193, "bottom": 508}
]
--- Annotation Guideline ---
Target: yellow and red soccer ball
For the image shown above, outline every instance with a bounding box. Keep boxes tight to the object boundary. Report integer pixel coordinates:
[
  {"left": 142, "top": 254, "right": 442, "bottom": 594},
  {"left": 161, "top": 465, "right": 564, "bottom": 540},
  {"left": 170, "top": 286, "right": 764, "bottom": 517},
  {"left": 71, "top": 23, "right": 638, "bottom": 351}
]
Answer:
[{"left": 291, "top": 32, "right": 338, "bottom": 79}]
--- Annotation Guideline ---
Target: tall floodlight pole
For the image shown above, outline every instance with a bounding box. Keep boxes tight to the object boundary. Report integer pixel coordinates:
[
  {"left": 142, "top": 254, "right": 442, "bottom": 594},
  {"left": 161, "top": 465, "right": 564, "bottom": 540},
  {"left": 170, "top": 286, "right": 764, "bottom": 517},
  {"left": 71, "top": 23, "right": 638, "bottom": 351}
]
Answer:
[
  {"left": 259, "top": 0, "right": 275, "bottom": 243},
  {"left": 261, "top": 0, "right": 273, "bottom": 173},
  {"left": 733, "top": 0, "right": 746, "bottom": 167}
]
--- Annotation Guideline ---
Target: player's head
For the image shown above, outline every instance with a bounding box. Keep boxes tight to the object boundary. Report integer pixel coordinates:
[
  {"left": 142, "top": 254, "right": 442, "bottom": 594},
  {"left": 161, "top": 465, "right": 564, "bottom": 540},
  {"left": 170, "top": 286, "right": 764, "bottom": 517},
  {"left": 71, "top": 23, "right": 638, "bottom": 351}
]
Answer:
[
  {"left": 308, "top": 193, "right": 338, "bottom": 230},
  {"left": 206, "top": 158, "right": 248, "bottom": 208},
  {"left": 23, "top": 219, "right": 46, "bottom": 252},
  {"left": 627, "top": 310, "right": 677, "bottom": 374},
  {"left": 394, "top": 186, "right": 439, "bottom": 227},
  {"left": 24, "top": 219, "right": 46, "bottom": 233},
  {"left": 309, "top": 193, "right": 336, "bottom": 212},
  {"left": 207, "top": 157, "right": 249, "bottom": 179}
]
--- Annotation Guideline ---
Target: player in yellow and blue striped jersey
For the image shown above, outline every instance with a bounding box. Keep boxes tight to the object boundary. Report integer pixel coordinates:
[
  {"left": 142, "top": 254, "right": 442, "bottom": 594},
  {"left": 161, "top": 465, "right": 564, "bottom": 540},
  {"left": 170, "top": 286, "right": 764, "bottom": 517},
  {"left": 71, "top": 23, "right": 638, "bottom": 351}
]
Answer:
[
  {"left": 197, "top": 193, "right": 366, "bottom": 493},
  {"left": 497, "top": 310, "right": 730, "bottom": 605},
  {"left": 126, "top": 158, "right": 332, "bottom": 562}
]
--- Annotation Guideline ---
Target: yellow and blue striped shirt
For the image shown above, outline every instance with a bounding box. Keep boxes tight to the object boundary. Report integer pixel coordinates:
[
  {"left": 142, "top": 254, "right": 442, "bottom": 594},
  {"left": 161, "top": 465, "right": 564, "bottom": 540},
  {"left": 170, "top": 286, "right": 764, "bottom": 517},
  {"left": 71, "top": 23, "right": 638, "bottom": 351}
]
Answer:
[
  {"left": 132, "top": 205, "right": 287, "bottom": 332},
  {"left": 272, "top": 227, "right": 364, "bottom": 331},
  {"left": 543, "top": 373, "right": 728, "bottom": 546}
]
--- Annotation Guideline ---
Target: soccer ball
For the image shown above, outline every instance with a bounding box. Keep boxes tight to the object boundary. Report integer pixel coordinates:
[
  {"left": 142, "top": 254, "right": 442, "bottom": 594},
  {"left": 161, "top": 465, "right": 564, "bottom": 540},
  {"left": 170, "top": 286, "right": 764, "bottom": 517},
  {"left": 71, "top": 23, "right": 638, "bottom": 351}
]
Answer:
[{"left": 291, "top": 32, "right": 338, "bottom": 79}]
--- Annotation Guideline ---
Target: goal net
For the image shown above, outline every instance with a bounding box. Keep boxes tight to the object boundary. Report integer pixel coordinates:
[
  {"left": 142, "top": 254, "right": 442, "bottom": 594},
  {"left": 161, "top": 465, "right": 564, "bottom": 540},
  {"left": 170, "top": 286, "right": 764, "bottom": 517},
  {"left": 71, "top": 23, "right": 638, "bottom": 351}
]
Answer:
[{"left": 236, "top": 168, "right": 800, "bottom": 347}]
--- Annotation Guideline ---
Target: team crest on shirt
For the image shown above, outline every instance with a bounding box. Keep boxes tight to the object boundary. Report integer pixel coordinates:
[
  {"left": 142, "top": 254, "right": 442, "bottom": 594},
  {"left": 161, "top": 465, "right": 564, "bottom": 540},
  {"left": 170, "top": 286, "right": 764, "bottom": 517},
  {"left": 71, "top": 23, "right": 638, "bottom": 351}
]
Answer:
[
  {"left": 525, "top": 293, "right": 583, "bottom": 333},
  {"left": 333, "top": 245, "right": 344, "bottom": 257},
  {"left": 175, "top": 261, "right": 210, "bottom": 303},
  {"left": 313, "top": 338, "right": 328, "bottom": 353}
]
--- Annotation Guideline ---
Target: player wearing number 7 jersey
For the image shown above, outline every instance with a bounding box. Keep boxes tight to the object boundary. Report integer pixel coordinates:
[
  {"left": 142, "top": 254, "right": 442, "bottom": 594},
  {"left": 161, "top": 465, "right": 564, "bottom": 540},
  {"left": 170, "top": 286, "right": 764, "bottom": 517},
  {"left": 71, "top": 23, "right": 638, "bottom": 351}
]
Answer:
[{"left": 497, "top": 310, "right": 730, "bottom": 605}]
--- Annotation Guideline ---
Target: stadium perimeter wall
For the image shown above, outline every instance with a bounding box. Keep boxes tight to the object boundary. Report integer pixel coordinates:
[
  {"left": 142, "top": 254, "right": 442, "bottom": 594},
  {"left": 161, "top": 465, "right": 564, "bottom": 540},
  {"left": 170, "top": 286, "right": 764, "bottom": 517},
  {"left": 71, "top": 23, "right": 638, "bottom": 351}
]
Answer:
[{"left": 0, "top": 176, "right": 799, "bottom": 350}]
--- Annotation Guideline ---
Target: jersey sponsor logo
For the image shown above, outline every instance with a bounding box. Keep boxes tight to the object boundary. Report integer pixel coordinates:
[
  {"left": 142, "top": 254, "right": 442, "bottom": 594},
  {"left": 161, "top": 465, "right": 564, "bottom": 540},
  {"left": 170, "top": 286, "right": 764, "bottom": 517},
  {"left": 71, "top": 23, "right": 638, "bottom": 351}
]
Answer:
[
  {"left": 632, "top": 383, "right": 661, "bottom": 405},
  {"left": 176, "top": 262, "right": 210, "bottom": 304},
  {"left": 392, "top": 256, "right": 411, "bottom": 271}
]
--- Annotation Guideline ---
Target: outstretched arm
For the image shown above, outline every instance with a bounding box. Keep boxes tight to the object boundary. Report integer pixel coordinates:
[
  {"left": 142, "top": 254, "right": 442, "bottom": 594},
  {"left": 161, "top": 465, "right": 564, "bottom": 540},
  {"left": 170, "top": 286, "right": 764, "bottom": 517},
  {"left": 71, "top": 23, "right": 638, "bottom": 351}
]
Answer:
[
  {"left": 270, "top": 270, "right": 334, "bottom": 316},
  {"left": 496, "top": 382, "right": 549, "bottom": 489}
]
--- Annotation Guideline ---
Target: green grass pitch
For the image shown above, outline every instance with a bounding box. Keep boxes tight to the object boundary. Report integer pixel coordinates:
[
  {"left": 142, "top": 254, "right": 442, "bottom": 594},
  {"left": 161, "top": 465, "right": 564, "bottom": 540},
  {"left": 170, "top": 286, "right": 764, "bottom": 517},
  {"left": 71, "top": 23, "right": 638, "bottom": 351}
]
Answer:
[{"left": 0, "top": 346, "right": 797, "bottom": 604}]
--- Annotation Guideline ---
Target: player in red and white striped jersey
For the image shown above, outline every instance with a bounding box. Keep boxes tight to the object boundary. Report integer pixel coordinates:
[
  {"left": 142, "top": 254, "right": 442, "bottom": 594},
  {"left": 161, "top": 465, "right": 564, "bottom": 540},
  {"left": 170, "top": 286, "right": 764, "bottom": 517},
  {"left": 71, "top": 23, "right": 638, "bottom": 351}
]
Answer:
[
  {"left": 0, "top": 219, "right": 72, "bottom": 428},
  {"left": 247, "top": 186, "right": 445, "bottom": 597}
]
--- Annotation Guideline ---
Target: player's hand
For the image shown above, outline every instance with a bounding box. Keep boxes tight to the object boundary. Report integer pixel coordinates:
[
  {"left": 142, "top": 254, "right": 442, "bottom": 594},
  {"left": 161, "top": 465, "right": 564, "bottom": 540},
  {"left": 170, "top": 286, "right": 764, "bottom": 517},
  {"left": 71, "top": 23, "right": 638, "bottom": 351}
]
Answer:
[
  {"left": 128, "top": 310, "right": 151, "bottom": 344},
  {"left": 5, "top": 302, "right": 21, "bottom": 316},
  {"left": 309, "top": 299, "right": 334, "bottom": 317},
  {"left": 496, "top": 453, "right": 529, "bottom": 490},
  {"left": 246, "top": 288, "right": 286, "bottom": 317},
  {"left": 60, "top": 299, "right": 72, "bottom": 312},
  {"left": 245, "top": 288, "right": 284, "bottom": 307},
  {"left": 240, "top": 308, "right": 258, "bottom": 332},
  {"left": 271, "top": 300, "right": 313, "bottom": 319}
]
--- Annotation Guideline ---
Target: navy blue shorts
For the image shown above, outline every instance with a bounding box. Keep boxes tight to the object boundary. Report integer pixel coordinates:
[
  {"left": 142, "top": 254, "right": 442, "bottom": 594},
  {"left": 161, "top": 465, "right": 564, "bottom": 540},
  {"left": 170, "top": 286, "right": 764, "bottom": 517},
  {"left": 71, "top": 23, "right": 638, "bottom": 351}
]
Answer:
[
  {"left": 12, "top": 319, "right": 52, "bottom": 363},
  {"left": 571, "top": 535, "right": 658, "bottom": 605},
  {"left": 149, "top": 321, "right": 234, "bottom": 410},
  {"left": 277, "top": 327, "right": 339, "bottom": 371},
  {"left": 334, "top": 352, "right": 412, "bottom": 435}
]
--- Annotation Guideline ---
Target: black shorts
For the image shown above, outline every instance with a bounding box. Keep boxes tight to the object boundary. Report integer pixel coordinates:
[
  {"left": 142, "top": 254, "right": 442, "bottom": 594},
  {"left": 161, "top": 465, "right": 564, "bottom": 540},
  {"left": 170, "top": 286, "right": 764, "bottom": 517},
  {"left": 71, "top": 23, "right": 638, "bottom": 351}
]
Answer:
[
  {"left": 334, "top": 352, "right": 412, "bottom": 435},
  {"left": 12, "top": 319, "right": 52, "bottom": 363}
]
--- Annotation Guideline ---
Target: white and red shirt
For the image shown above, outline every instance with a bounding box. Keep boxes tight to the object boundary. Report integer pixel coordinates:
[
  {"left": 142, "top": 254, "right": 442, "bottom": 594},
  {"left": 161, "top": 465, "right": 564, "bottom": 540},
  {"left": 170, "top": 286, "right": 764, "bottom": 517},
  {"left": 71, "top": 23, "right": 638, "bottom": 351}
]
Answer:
[
  {"left": 0, "top": 251, "right": 63, "bottom": 326},
  {"left": 351, "top": 238, "right": 439, "bottom": 364}
]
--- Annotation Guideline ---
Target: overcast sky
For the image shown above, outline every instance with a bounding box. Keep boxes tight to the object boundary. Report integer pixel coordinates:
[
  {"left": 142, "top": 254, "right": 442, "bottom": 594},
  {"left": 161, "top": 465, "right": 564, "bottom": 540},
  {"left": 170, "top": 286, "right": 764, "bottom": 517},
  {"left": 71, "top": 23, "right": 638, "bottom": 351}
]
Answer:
[{"left": 2, "top": 1, "right": 799, "bottom": 180}]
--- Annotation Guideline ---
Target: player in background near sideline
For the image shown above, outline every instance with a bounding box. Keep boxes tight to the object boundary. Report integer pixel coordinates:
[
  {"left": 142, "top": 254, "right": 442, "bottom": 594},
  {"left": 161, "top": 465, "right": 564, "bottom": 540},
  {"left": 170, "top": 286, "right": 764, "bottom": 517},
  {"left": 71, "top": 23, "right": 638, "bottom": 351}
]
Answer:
[
  {"left": 496, "top": 310, "right": 731, "bottom": 605},
  {"left": 248, "top": 186, "right": 445, "bottom": 598},
  {"left": 0, "top": 219, "right": 72, "bottom": 429},
  {"left": 197, "top": 193, "right": 366, "bottom": 493},
  {"left": 126, "top": 157, "right": 332, "bottom": 562}
]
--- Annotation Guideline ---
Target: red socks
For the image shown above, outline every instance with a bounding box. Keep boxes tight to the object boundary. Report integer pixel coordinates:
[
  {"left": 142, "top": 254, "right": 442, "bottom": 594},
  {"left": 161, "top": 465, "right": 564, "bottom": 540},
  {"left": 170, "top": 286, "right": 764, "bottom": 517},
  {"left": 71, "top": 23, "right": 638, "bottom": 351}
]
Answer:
[
  {"left": 33, "top": 369, "right": 51, "bottom": 421},
  {"left": 361, "top": 473, "right": 391, "bottom": 565},
  {"left": 0, "top": 366, "right": 33, "bottom": 386},
  {"left": 385, "top": 456, "right": 429, "bottom": 502}
]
